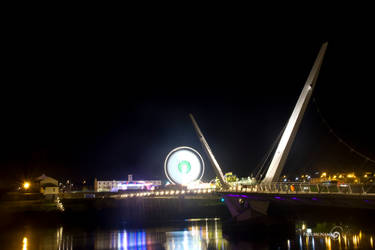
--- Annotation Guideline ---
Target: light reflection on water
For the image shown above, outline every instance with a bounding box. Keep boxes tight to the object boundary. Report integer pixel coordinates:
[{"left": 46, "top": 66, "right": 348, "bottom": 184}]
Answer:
[
  {"left": 12, "top": 218, "right": 228, "bottom": 250},
  {"left": 5, "top": 218, "right": 375, "bottom": 249},
  {"left": 290, "top": 222, "right": 375, "bottom": 250}
]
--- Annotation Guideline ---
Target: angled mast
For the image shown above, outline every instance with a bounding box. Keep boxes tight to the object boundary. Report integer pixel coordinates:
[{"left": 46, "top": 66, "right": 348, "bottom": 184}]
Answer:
[
  {"left": 261, "top": 42, "right": 328, "bottom": 184},
  {"left": 189, "top": 114, "right": 230, "bottom": 189}
]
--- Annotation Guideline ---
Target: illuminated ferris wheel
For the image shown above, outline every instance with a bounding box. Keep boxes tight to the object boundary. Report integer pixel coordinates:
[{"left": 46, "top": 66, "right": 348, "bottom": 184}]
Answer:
[{"left": 164, "top": 146, "right": 205, "bottom": 185}]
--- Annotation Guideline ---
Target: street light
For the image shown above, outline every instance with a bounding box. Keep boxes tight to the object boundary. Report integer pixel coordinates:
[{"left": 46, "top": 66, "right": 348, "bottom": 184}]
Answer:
[{"left": 23, "top": 182, "right": 30, "bottom": 190}]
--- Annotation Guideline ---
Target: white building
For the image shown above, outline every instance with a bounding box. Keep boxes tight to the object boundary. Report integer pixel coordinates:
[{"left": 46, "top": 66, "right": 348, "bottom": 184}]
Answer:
[
  {"left": 35, "top": 174, "right": 59, "bottom": 197},
  {"left": 94, "top": 177, "right": 161, "bottom": 192},
  {"left": 42, "top": 185, "right": 59, "bottom": 195}
]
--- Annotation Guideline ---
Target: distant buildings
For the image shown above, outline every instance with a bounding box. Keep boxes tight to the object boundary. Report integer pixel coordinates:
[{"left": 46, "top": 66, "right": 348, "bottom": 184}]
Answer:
[{"left": 94, "top": 175, "right": 161, "bottom": 192}]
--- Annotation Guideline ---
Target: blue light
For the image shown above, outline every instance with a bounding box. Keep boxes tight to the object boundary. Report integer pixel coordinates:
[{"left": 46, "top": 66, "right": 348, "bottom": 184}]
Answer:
[{"left": 220, "top": 198, "right": 224, "bottom": 202}]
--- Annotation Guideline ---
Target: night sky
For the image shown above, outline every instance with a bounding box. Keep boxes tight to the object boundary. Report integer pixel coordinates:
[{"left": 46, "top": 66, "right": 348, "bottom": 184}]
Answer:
[{"left": 1, "top": 14, "right": 374, "bottom": 187}]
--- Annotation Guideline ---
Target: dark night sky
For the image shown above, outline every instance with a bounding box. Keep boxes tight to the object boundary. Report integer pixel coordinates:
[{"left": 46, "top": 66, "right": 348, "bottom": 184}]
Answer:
[{"left": 1, "top": 12, "right": 374, "bottom": 187}]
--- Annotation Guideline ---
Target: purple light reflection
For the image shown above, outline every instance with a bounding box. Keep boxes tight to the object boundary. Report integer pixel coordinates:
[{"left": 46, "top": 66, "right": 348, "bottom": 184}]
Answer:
[
  {"left": 226, "top": 194, "right": 241, "bottom": 197},
  {"left": 226, "top": 194, "right": 258, "bottom": 199}
]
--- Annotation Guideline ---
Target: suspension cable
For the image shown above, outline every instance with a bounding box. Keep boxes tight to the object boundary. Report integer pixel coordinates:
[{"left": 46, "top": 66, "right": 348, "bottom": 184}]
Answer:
[{"left": 312, "top": 97, "right": 375, "bottom": 164}]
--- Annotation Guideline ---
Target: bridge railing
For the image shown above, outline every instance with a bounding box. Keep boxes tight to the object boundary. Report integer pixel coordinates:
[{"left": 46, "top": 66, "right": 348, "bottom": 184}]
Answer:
[
  {"left": 109, "top": 183, "right": 375, "bottom": 199},
  {"left": 223, "top": 182, "right": 375, "bottom": 195},
  {"left": 113, "top": 187, "right": 218, "bottom": 199}
]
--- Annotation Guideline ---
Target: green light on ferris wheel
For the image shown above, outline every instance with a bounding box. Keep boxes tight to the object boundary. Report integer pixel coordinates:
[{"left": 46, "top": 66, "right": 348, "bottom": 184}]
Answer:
[{"left": 178, "top": 160, "right": 191, "bottom": 174}]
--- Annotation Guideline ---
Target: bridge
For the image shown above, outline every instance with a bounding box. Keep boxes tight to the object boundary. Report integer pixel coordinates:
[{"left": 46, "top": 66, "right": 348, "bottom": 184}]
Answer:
[
  {"left": 94, "top": 182, "right": 375, "bottom": 224},
  {"left": 65, "top": 42, "right": 375, "bottom": 222},
  {"left": 110, "top": 182, "right": 375, "bottom": 199},
  {"left": 190, "top": 42, "right": 374, "bottom": 221},
  {"left": 109, "top": 182, "right": 375, "bottom": 209}
]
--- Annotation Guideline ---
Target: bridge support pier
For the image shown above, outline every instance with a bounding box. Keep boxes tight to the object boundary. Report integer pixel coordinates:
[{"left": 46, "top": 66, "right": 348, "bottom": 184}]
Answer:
[{"left": 224, "top": 196, "right": 269, "bottom": 222}]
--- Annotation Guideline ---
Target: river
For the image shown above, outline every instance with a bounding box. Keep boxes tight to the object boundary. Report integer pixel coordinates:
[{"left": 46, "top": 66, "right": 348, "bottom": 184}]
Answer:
[{"left": 1, "top": 216, "right": 374, "bottom": 249}]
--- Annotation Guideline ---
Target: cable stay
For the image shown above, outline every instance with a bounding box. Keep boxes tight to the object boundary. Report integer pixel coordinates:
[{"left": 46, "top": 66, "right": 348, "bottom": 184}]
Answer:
[
  {"left": 254, "top": 123, "right": 286, "bottom": 182},
  {"left": 312, "top": 97, "right": 375, "bottom": 165}
]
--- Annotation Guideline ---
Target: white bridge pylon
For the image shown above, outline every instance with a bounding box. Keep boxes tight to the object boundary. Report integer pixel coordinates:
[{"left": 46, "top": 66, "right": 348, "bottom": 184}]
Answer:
[
  {"left": 190, "top": 114, "right": 230, "bottom": 189},
  {"left": 262, "top": 42, "right": 328, "bottom": 184},
  {"left": 191, "top": 42, "right": 328, "bottom": 188}
]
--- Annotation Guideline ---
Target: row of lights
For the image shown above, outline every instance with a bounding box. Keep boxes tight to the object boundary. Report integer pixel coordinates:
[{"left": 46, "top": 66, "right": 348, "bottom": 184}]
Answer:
[
  {"left": 227, "top": 186, "right": 250, "bottom": 192},
  {"left": 321, "top": 172, "right": 362, "bottom": 179},
  {"left": 225, "top": 185, "right": 310, "bottom": 193},
  {"left": 119, "top": 189, "right": 214, "bottom": 198}
]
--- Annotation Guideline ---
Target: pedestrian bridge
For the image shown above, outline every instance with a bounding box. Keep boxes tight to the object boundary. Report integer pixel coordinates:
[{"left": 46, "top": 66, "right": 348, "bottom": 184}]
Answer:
[
  {"left": 106, "top": 182, "right": 375, "bottom": 215},
  {"left": 110, "top": 183, "right": 375, "bottom": 207},
  {"left": 106, "top": 43, "right": 374, "bottom": 221}
]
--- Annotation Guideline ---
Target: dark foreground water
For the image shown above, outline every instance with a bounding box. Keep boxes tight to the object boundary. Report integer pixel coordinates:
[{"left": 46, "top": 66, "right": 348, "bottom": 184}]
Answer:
[{"left": 1, "top": 216, "right": 375, "bottom": 250}]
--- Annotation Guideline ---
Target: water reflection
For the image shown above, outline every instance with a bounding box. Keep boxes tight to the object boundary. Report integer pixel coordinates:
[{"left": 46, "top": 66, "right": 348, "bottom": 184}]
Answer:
[
  {"left": 293, "top": 221, "right": 375, "bottom": 249},
  {"left": 164, "top": 218, "right": 227, "bottom": 249},
  {"left": 22, "top": 237, "right": 27, "bottom": 250},
  {"left": 12, "top": 218, "right": 227, "bottom": 249},
  {"left": 8, "top": 218, "right": 375, "bottom": 249},
  {"left": 92, "top": 219, "right": 228, "bottom": 249}
]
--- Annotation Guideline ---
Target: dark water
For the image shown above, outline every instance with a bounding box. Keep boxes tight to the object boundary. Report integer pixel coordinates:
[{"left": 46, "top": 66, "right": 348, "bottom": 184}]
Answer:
[{"left": 1, "top": 217, "right": 375, "bottom": 250}]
